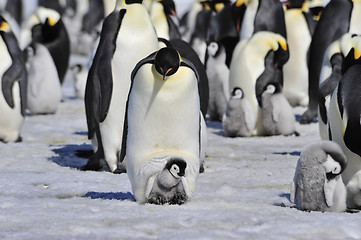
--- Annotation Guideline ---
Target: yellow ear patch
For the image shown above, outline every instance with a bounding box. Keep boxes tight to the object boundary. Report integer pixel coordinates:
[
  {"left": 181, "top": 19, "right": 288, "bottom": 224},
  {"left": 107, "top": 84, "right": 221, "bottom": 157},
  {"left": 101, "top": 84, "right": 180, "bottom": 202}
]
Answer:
[
  {"left": 48, "top": 17, "right": 56, "bottom": 26},
  {"left": 235, "top": 0, "right": 244, "bottom": 7},
  {"left": 0, "top": 21, "right": 9, "bottom": 32},
  {"left": 278, "top": 39, "right": 287, "bottom": 51},
  {"left": 353, "top": 47, "right": 361, "bottom": 59}
]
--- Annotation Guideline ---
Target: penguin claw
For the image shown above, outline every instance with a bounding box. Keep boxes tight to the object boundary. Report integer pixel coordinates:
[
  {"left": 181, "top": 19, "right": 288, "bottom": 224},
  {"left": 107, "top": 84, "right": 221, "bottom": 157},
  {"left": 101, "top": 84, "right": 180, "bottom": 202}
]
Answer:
[
  {"left": 299, "top": 109, "right": 318, "bottom": 124},
  {"left": 113, "top": 168, "right": 126, "bottom": 174}
]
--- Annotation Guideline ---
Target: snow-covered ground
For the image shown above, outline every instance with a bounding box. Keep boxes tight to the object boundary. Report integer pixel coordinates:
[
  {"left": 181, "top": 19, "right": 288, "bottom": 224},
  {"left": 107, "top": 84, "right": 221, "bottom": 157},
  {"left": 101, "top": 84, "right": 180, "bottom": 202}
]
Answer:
[{"left": 1, "top": 78, "right": 361, "bottom": 239}]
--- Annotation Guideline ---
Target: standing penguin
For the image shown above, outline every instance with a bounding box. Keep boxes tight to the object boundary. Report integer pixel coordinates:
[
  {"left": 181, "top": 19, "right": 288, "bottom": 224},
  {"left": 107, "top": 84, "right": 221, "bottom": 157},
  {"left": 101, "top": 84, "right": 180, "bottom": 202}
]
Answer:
[
  {"left": 123, "top": 47, "right": 202, "bottom": 204},
  {"left": 260, "top": 84, "right": 296, "bottom": 136},
  {"left": 328, "top": 48, "right": 361, "bottom": 208},
  {"left": 300, "top": 0, "right": 361, "bottom": 124},
  {"left": 222, "top": 87, "right": 255, "bottom": 137},
  {"left": 20, "top": 7, "right": 70, "bottom": 84},
  {"left": 282, "top": 0, "right": 317, "bottom": 107},
  {"left": 229, "top": 31, "right": 289, "bottom": 136},
  {"left": 206, "top": 41, "right": 229, "bottom": 121},
  {"left": 239, "top": 0, "right": 287, "bottom": 41},
  {"left": 0, "top": 16, "right": 27, "bottom": 143},
  {"left": 25, "top": 43, "right": 62, "bottom": 115},
  {"left": 83, "top": 0, "right": 159, "bottom": 172},
  {"left": 291, "top": 140, "right": 347, "bottom": 212},
  {"left": 149, "top": 0, "right": 181, "bottom": 40}
]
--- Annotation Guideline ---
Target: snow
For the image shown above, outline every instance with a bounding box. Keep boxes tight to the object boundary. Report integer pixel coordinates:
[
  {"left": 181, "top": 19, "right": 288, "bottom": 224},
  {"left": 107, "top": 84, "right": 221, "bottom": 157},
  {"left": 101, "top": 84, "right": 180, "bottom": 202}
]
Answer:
[{"left": 1, "top": 75, "right": 361, "bottom": 240}]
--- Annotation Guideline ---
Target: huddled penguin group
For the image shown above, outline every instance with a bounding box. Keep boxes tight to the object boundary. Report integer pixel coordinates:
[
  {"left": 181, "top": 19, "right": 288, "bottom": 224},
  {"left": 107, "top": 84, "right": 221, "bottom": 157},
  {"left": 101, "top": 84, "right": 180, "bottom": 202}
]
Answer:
[{"left": 0, "top": 0, "right": 360, "bottom": 209}]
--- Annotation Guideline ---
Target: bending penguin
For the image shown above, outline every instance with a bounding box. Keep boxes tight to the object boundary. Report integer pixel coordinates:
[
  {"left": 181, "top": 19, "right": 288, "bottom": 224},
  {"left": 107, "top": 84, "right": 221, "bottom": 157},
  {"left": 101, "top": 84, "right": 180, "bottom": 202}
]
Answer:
[
  {"left": 222, "top": 87, "right": 255, "bottom": 137},
  {"left": 20, "top": 7, "right": 70, "bottom": 84},
  {"left": 328, "top": 47, "right": 361, "bottom": 208},
  {"left": 83, "top": 0, "right": 159, "bottom": 172},
  {"left": 228, "top": 31, "right": 289, "bottom": 136},
  {"left": 123, "top": 47, "right": 202, "bottom": 204},
  {"left": 291, "top": 140, "right": 347, "bottom": 212},
  {"left": 318, "top": 33, "right": 361, "bottom": 140},
  {"left": 0, "top": 16, "right": 27, "bottom": 143},
  {"left": 300, "top": 0, "right": 361, "bottom": 124}
]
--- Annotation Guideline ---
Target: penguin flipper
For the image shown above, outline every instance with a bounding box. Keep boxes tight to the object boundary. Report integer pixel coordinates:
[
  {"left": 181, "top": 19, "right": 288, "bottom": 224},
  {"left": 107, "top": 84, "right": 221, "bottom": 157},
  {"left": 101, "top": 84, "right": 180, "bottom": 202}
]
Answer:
[
  {"left": 290, "top": 158, "right": 301, "bottom": 203},
  {"left": 130, "top": 52, "right": 156, "bottom": 81},
  {"left": 85, "top": 9, "right": 126, "bottom": 139}
]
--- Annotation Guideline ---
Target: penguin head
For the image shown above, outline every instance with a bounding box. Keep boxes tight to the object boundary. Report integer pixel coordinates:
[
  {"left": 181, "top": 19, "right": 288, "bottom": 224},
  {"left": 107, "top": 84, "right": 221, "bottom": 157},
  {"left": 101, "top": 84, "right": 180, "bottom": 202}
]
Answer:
[
  {"left": 231, "top": 87, "right": 243, "bottom": 99},
  {"left": 319, "top": 141, "right": 347, "bottom": 179},
  {"left": 36, "top": 7, "right": 61, "bottom": 27},
  {"left": 207, "top": 42, "right": 220, "bottom": 57},
  {"left": 165, "top": 158, "right": 187, "bottom": 178},
  {"left": 158, "top": 0, "right": 177, "bottom": 17},
  {"left": 154, "top": 47, "right": 181, "bottom": 80},
  {"left": 0, "top": 16, "right": 10, "bottom": 33}
]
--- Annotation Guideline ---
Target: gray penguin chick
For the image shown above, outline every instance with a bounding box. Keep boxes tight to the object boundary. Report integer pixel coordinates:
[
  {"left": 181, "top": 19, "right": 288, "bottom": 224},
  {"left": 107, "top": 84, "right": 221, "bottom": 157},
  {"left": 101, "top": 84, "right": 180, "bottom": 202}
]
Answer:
[
  {"left": 261, "top": 84, "right": 296, "bottom": 136},
  {"left": 222, "top": 87, "right": 255, "bottom": 137},
  {"left": 147, "top": 159, "right": 188, "bottom": 205},
  {"left": 291, "top": 141, "right": 348, "bottom": 212}
]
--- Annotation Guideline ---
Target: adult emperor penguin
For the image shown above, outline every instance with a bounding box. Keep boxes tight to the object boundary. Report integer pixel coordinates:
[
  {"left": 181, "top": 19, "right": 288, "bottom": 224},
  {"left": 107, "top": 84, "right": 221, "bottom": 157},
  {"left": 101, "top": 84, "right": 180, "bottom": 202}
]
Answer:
[
  {"left": 20, "top": 7, "right": 70, "bottom": 84},
  {"left": 0, "top": 16, "right": 27, "bottom": 143},
  {"left": 328, "top": 48, "right": 361, "bottom": 208},
  {"left": 222, "top": 87, "right": 255, "bottom": 137},
  {"left": 318, "top": 33, "right": 361, "bottom": 140},
  {"left": 83, "top": 0, "right": 159, "bottom": 172},
  {"left": 25, "top": 43, "right": 62, "bottom": 115},
  {"left": 282, "top": 0, "right": 317, "bottom": 107},
  {"left": 260, "top": 83, "right": 296, "bottom": 136},
  {"left": 239, "top": 0, "right": 287, "bottom": 41},
  {"left": 149, "top": 0, "right": 181, "bottom": 40},
  {"left": 300, "top": 0, "right": 361, "bottom": 124},
  {"left": 228, "top": 31, "right": 289, "bottom": 136},
  {"left": 290, "top": 141, "right": 347, "bottom": 212},
  {"left": 123, "top": 47, "right": 202, "bottom": 204}
]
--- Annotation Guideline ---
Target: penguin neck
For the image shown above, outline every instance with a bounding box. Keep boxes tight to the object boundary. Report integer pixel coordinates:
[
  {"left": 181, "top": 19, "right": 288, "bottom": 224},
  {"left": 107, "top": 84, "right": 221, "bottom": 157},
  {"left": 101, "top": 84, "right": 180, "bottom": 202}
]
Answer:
[{"left": 115, "top": 0, "right": 126, "bottom": 10}]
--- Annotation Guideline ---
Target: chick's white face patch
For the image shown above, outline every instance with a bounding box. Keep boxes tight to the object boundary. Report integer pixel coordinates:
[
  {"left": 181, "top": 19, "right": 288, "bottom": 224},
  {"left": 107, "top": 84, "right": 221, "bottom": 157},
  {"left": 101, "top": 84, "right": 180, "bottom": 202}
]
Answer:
[{"left": 323, "top": 155, "right": 341, "bottom": 174}]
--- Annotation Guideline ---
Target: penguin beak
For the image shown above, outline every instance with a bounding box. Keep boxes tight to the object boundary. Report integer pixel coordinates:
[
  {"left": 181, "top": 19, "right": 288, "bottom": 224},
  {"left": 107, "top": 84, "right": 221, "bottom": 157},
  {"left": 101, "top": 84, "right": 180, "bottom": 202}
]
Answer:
[
  {"left": 160, "top": 67, "right": 172, "bottom": 80},
  {"left": 0, "top": 21, "right": 9, "bottom": 32}
]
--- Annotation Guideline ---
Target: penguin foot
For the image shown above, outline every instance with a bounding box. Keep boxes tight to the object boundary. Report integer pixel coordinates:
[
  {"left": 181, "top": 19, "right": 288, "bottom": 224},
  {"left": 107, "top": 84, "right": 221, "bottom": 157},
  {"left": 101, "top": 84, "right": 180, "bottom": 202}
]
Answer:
[
  {"left": 81, "top": 154, "right": 106, "bottom": 171},
  {"left": 147, "top": 195, "right": 167, "bottom": 205},
  {"left": 170, "top": 192, "right": 187, "bottom": 205},
  {"left": 15, "top": 136, "right": 22, "bottom": 142},
  {"left": 75, "top": 149, "right": 94, "bottom": 158},
  {"left": 199, "top": 163, "right": 205, "bottom": 173},
  {"left": 299, "top": 109, "right": 318, "bottom": 124},
  {"left": 113, "top": 168, "right": 126, "bottom": 174}
]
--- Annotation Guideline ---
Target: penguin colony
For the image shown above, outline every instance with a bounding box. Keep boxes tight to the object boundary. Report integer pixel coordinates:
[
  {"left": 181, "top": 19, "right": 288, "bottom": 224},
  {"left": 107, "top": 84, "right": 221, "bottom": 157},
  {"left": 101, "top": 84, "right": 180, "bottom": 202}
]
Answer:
[{"left": 0, "top": 0, "right": 360, "bottom": 209}]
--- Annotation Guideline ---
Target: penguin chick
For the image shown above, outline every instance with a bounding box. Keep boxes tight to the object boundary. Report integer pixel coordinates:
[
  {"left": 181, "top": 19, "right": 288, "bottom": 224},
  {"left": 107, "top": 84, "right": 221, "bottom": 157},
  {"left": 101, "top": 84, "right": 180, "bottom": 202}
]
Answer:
[
  {"left": 147, "top": 159, "right": 188, "bottom": 205},
  {"left": 222, "top": 87, "right": 255, "bottom": 137},
  {"left": 261, "top": 84, "right": 296, "bottom": 136},
  {"left": 291, "top": 141, "right": 348, "bottom": 212}
]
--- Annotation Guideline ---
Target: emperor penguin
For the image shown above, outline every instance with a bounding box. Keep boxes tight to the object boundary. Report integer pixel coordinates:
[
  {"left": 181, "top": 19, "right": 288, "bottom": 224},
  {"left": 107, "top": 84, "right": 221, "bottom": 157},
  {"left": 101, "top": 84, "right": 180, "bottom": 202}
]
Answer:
[
  {"left": 0, "top": 16, "right": 27, "bottom": 143},
  {"left": 300, "top": 0, "right": 361, "bottom": 124},
  {"left": 222, "top": 87, "right": 255, "bottom": 137},
  {"left": 20, "top": 7, "right": 70, "bottom": 84},
  {"left": 83, "top": 0, "right": 159, "bottom": 172},
  {"left": 318, "top": 33, "right": 361, "bottom": 140},
  {"left": 291, "top": 140, "right": 347, "bottom": 212},
  {"left": 282, "top": 0, "right": 317, "bottom": 107},
  {"left": 228, "top": 31, "right": 289, "bottom": 136},
  {"left": 0, "top": 0, "right": 22, "bottom": 39},
  {"left": 239, "top": 0, "right": 287, "bottom": 41},
  {"left": 260, "top": 84, "right": 296, "bottom": 136},
  {"left": 328, "top": 48, "right": 361, "bottom": 208},
  {"left": 149, "top": 0, "right": 181, "bottom": 40},
  {"left": 206, "top": 41, "right": 230, "bottom": 121},
  {"left": 124, "top": 47, "right": 202, "bottom": 204},
  {"left": 178, "top": 0, "right": 203, "bottom": 42},
  {"left": 25, "top": 43, "right": 62, "bottom": 115}
]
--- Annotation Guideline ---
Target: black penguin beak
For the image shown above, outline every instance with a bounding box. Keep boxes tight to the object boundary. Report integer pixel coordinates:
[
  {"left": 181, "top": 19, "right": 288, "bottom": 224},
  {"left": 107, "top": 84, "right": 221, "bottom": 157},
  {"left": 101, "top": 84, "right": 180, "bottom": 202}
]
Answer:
[{"left": 161, "top": 67, "right": 172, "bottom": 80}]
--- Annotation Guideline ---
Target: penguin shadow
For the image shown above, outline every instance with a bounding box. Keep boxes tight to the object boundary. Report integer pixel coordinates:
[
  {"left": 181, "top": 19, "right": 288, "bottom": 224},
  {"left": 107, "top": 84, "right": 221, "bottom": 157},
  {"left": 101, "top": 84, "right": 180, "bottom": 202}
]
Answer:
[
  {"left": 83, "top": 191, "right": 135, "bottom": 202},
  {"left": 273, "top": 151, "right": 301, "bottom": 156},
  {"left": 206, "top": 119, "right": 225, "bottom": 136},
  {"left": 49, "top": 142, "right": 96, "bottom": 170},
  {"left": 274, "top": 193, "right": 297, "bottom": 209},
  {"left": 295, "top": 114, "right": 318, "bottom": 123}
]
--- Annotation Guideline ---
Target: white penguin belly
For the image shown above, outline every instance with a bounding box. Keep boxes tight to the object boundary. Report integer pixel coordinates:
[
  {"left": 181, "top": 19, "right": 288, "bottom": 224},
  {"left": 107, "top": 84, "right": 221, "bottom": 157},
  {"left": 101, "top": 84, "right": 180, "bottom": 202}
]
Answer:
[
  {"left": 283, "top": 10, "right": 310, "bottom": 107},
  {"left": 126, "top": 65, "right": 200, "bottom": 203},
  {"left": 0, "top": 38, "right": 24, "bottom": 142}
]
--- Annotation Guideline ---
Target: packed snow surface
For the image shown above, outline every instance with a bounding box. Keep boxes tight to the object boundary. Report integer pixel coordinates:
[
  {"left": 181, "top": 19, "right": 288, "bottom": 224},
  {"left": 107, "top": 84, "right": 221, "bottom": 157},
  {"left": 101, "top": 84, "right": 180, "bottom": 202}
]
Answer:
[{"left": 1, "top": 79, "right": 361, "bottom": 240}]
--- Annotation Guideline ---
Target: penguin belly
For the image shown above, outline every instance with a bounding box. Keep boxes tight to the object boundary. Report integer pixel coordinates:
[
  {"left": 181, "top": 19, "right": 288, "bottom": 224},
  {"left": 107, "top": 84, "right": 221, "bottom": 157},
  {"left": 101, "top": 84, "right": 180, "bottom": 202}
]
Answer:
[
  {"left": 26, "top": 44, "right": 62, "bottom": 115},
  {"left": 0, "top": 38, "right": 24, "bottom": 142},
  {"left": 283, "top": 9, "right": 310, "bottom": 107},
  {"left": 126, "top": 65, "right": 201, "bottom": 204},
  {"left": 99, "top": 4, "right": 159, "bottom": 172}
]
